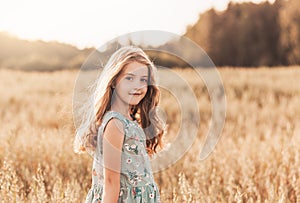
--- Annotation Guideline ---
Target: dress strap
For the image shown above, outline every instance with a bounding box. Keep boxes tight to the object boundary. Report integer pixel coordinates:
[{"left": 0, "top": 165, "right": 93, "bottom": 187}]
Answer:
[
  {"left": 96, "top": 111, "right": 130, "bottom": 154},
  {"left": 102, "top": 111, "right": 130, "bottom": 127}
]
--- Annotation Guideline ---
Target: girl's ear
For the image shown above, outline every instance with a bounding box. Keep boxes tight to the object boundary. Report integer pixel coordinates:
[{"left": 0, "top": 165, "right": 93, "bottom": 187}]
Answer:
[
  {"left": 110, "top": 80, "right": 116, "bottom": 89},
  {"left": 111, "top": 83, "right": 116, "bottom": 89}
]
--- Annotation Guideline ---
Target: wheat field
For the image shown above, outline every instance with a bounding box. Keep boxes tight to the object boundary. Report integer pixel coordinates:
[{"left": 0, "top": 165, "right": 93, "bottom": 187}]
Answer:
[{"left": 0, "top": 67, "right": 300, "bottom": 203}]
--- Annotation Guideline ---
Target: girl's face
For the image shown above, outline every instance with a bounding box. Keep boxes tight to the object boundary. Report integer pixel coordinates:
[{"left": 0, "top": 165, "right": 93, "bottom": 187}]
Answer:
[{"left": 113, "top": 61, "right": 149, "bottom": 107}]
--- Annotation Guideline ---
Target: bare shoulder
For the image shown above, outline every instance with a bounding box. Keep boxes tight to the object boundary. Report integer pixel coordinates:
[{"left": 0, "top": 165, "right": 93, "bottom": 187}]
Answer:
[
  {"left": 102, "top": 118, "right": 125, "bottom": 172},
  {"left": 103, "top": 118, "right": 125, "bottom": 146}
]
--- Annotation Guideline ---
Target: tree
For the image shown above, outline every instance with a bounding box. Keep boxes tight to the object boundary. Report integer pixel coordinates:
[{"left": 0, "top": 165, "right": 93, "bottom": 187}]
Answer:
[
  {"left": 184, "top": 1, "right": 282, "bottom": 67},
  {"left": 279, "top": 0, "right": 300, "bottom": 64}
]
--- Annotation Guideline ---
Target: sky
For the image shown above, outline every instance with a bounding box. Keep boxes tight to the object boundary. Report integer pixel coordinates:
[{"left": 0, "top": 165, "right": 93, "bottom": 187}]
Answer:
[{"left": 0, "top": 0, "right": 274, "bottom": 49}]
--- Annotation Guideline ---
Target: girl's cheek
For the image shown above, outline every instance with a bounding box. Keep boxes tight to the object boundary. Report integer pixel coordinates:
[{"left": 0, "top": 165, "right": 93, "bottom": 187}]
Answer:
[
  {"left": 142, "top": 88, "right": 148, "bottom": 95},
  {"left": 120, "top": 80, "right": 131, "bottom": 88}
]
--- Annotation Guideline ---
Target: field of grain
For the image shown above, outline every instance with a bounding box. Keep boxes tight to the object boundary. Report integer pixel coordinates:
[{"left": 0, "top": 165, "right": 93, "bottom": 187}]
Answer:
[{"left": 1, "top": 67, "right": 300, "bottom": 202}]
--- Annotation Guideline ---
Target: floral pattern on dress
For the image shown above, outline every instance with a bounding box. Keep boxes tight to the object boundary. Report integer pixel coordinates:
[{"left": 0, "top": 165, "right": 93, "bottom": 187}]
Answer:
[{"left": 85, "top": 111, "right": 161, "bottom": 203}]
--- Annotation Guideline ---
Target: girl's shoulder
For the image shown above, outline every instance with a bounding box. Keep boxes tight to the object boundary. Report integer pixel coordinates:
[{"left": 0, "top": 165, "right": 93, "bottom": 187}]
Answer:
[
  {"left": 102, "top": 111, "right": 130, "bottom": 126},
  {"left": 100, "top": 111, "right": 135, "bottom": 132},
  {"left": 98, "top": 111, "right": 145, "bottom": 147},
  {"left": 100, "top": 111, "right": 142, "bottom": 136}
]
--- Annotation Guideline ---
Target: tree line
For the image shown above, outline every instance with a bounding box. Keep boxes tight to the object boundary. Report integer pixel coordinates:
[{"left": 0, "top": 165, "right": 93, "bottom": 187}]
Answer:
[
  {"left": 0, "top": 32, "right": 92, "bottom": 71},
  {"left": 184, "top": 0, "right": 300, "bottom": 67},
  {"left": 1, "top": 0, "right": 299, "bottom": 71}
]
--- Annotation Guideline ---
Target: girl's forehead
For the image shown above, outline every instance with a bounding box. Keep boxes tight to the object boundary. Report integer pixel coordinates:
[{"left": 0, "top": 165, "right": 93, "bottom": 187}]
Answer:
[{"left": 122, "top": 61, "right": 148, "bottom": 76}]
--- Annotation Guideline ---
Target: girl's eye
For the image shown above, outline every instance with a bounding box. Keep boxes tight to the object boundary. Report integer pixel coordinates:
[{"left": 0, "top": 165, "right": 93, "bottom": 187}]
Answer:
[
  {"left": 125, "top": 76, "right": 133, "bottom": 81},
  {"left": 141, "top": 78, "right": 148, "bottom": 83}
]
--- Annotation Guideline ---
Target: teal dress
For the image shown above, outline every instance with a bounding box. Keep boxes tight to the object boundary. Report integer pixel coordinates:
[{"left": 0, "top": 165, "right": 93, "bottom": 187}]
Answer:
[{"left": 85, "top": 111, "right": 161, "bottom": 203}]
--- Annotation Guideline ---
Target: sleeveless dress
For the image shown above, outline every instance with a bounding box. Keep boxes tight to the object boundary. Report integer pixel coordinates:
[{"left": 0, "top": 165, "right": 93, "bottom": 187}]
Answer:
[{"left": 85, "top": 111, "right": 161, "bottom": 203}]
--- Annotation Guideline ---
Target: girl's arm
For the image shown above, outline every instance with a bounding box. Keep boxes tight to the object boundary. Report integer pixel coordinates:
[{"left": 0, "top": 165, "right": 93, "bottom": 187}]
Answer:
[{"left": 102, "top": 118, "right": 125, "bottom": 202}]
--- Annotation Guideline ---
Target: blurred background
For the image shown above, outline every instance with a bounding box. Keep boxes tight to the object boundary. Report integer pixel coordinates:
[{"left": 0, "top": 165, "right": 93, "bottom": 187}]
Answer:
[
  {"left": 1, "top": 0, "right": 300, "bottom": 202},
  {"left": 1, "top": 0, "right": 299, "bottom": 71}
]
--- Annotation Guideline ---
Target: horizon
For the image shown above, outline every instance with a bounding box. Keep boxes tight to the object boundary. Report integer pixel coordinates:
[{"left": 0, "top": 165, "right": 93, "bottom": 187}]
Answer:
[{"left": 0, "top": 0, "right": 275, "bottom": 50}]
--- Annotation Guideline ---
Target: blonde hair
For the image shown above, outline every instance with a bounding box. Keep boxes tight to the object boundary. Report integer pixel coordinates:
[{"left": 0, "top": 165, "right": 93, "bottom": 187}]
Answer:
[{"left": 74, "top": 46, "right": 164, "bottom": 155}]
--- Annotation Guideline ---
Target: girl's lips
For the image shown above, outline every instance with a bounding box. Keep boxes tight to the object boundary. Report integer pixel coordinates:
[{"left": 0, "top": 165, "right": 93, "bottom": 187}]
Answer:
[{"left": 129, "top": 92, "right": 142, "bottom": 95}]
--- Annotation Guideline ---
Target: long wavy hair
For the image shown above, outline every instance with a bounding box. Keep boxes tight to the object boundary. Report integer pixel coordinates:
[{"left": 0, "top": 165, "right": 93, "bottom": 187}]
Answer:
[{"left": 74, "top": 46, "right": 165, "bottom": 155}]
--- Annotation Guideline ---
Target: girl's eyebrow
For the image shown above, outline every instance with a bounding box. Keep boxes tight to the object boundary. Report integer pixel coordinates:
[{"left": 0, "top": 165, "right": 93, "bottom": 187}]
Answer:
[{"left": 125, "top": 72, "right": 148, "bottom": 78}]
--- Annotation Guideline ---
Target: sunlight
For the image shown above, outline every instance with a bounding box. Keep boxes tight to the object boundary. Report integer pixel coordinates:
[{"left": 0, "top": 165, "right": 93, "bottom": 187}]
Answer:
[{"left": 0, "top": 0, "right": 275, "bottom": 49}]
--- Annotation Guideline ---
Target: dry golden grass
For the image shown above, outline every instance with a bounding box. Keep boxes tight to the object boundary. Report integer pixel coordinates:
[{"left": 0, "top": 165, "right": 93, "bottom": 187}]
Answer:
[{"left": 0, "top": 67, "right": 300, "bottom": 202}]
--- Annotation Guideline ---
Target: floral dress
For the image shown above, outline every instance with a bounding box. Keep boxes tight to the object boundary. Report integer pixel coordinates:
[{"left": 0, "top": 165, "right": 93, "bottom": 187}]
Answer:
[{"left": 85, "top": 111, "right": 161, "bottom": 203}]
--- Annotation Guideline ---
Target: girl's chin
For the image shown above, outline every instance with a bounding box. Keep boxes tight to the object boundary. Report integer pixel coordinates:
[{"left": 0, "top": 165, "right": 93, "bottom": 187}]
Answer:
[
  {"left": 127, "top": 98, "right": 143, "bottom": 105},
  {"left": 128, "top": 100, "right": 141, "bottom": 106}
]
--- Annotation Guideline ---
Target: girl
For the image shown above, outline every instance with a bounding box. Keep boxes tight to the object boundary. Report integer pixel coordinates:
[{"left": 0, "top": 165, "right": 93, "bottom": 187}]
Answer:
[{"left": 74, "top": 46, "right": 165, "bottom": 202}]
